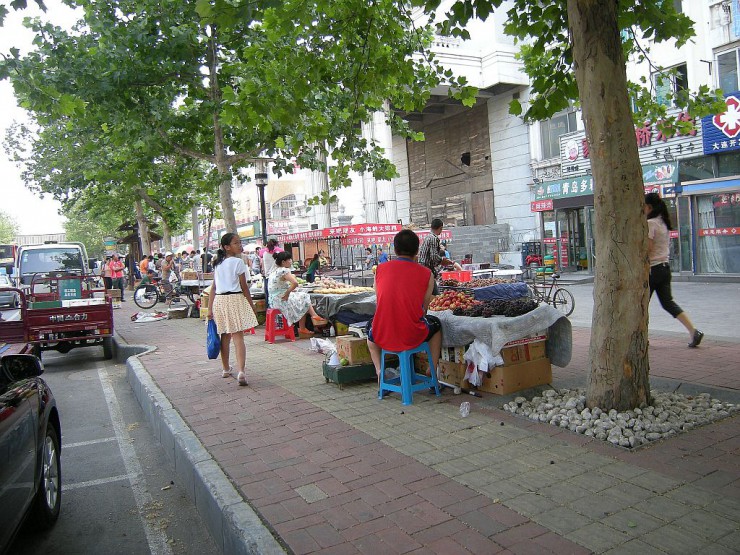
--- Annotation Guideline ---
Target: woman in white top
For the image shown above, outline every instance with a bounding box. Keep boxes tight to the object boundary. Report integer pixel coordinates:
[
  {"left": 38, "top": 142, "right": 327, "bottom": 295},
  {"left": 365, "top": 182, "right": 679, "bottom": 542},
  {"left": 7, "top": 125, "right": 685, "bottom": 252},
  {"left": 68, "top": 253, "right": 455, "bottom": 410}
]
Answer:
[
  {"left": 644, "top": 193, "right": 703, "bottom": 348},
  {"left": 207, "top": 233, "right": 259, "bottom": 386}
]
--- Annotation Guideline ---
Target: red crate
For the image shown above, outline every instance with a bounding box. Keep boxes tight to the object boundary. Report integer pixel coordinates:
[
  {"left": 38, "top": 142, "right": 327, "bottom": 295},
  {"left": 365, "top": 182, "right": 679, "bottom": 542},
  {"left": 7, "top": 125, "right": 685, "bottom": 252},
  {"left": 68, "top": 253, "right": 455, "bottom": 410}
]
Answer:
[{"left": 441, "top": 271, "right": 473, "bottom": 282}]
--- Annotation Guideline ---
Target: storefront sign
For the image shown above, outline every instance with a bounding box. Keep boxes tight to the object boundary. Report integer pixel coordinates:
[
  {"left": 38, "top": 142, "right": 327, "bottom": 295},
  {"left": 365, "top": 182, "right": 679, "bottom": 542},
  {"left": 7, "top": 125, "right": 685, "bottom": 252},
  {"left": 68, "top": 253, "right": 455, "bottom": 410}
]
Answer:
[
  {"left": 560, "top": 109, "right": 702, "bottom": 177},
  {"left": 698, "top": 227, "right": 739, "bottom": 237},
  {"left": 534, "top": 177, "right": 594, "bottom": 201},
  {"left": 702, "top": 93, "right": 740, "bottom": 155},
  {"left": 531, "top": 199, "right": 554, "bottom": 212}
]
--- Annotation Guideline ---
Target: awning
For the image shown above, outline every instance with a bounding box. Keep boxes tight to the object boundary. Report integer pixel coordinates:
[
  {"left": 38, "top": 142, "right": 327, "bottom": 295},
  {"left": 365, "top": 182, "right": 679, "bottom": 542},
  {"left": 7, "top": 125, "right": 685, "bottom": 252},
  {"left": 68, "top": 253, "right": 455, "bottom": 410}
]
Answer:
[
  {"left": 279, "top": 223, "right": 403, "bottom": 243},
  {"left": 341, "top": 229, "right": 452, "bottom": 246}
]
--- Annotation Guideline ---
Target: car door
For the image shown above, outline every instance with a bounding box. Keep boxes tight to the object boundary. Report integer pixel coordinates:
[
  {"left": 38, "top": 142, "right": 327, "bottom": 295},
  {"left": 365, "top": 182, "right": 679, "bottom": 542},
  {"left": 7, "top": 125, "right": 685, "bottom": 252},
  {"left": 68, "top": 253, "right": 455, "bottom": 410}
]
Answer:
[{"left": 0, "top": 373, "right": 38, "bottom": 549}]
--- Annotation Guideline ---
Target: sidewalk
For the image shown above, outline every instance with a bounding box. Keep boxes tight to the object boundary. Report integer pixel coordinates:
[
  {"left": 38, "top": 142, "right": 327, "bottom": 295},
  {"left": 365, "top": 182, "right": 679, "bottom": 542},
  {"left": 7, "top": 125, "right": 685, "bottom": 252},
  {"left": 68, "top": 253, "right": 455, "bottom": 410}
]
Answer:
[{"left": 114, "top": 309, "right": 739, "bottom": 554}]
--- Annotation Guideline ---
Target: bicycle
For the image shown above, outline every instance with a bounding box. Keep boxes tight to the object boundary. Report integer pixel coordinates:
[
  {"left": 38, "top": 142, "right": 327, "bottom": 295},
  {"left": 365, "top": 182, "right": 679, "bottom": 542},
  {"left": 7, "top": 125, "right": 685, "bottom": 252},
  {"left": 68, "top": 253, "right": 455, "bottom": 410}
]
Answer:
[
  {"left": 133, "top": 278, "right": 193, "bottom": 310},
  {"left": 527, "top": 272, "right": 575, "bottom": 317}
]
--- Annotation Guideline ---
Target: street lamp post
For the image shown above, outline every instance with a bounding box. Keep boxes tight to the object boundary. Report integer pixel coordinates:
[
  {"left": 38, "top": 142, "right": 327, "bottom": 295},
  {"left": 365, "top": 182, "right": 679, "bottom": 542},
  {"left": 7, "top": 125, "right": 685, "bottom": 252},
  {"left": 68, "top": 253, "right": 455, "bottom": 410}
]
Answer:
[
  {"left": 255, "top": 171, "right": 269, "bottom": 306},
  {"left": 255, "top": 172, "right": 269, "bottom": 247}
]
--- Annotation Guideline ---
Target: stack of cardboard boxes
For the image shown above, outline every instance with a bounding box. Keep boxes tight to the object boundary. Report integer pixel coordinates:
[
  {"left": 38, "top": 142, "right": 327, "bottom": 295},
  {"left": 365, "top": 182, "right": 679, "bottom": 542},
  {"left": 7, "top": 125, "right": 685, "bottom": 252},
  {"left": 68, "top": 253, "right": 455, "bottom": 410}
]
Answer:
[{"left": 433, "top": 335, "right": 551, "bottom": 395}]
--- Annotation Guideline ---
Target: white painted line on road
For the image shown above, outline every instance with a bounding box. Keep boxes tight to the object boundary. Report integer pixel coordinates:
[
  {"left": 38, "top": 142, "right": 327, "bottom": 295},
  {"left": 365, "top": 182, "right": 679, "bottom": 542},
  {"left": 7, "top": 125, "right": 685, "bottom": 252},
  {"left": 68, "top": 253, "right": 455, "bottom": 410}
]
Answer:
[
  {"left": 65, "top": 474, "right": 131, "bottom": 491},
  {"left": 65, "top": 437, "right": 117, "bottom": 449},
  {"left": 98, "top": 366, "right": 173, "bottom": 555}
]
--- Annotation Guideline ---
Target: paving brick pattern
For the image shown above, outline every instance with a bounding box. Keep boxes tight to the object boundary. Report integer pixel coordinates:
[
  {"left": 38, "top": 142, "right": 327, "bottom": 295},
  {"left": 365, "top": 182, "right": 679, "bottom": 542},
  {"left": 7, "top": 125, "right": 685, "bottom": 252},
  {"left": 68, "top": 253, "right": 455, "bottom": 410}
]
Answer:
[{"left": 115, "top": 311, "right": 739, "bottom": 554}]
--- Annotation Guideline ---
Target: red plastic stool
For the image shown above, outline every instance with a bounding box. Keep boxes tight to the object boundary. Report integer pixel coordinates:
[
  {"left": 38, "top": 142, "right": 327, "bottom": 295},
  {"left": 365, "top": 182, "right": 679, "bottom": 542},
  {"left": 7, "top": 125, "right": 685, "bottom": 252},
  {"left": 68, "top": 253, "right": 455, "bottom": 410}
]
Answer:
[
  {"left": 264, "top": 308, "right": 295, "bottom": 343},
  {"left": 244, "top": 328, "right": 256, "bottom": 335}
]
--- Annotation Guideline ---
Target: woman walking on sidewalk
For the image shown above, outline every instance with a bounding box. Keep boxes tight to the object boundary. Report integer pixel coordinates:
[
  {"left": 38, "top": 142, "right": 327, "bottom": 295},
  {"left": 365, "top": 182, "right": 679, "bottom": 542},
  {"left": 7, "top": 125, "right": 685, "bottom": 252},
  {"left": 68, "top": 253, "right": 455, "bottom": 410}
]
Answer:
[
  {"left": 208, "top": 233, "right": 259, "bottom": 386},
  {"left": 644, "top": 193, "right": 704, "bottom": 348}
]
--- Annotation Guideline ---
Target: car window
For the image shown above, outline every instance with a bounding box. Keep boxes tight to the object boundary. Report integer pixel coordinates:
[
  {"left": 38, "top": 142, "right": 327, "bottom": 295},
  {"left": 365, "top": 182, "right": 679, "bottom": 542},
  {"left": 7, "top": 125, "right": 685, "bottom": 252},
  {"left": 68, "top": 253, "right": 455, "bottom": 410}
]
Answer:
[
  {"left": 0, "top": 275, "right": 10, "bottom": 286},
  {"left": 20, "top": 249, "right": 84, "bottom": 275}
]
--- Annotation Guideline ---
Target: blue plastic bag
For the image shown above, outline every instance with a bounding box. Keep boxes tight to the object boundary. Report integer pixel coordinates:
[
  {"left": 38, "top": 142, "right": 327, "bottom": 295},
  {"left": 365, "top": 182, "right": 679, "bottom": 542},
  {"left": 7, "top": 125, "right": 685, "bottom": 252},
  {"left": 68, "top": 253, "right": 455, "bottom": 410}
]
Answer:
[{"left": 206, "top": 319, "right": 221, "bottom": 359}]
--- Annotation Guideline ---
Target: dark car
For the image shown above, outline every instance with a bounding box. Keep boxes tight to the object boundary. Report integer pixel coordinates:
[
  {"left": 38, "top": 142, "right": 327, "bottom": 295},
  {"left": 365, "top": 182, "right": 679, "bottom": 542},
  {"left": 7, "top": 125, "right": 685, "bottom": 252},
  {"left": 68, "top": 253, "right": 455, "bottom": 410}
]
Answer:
[
  {"left": 0, "top": 275, "right": 20, "bottom": 308},
  {"left": 0, "top": 354, "right": 61, "bottom": 553}
]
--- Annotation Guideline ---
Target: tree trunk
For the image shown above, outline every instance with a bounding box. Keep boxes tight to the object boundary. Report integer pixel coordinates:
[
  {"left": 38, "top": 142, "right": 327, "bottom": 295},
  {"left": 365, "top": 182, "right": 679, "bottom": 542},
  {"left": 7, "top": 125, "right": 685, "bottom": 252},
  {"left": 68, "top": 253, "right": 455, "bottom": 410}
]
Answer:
[
  {"left": 207, "top": 24, "right": 237, "bottom": 234},
  {"left": 192, "top": 206, "right": 200, "bottom": 251},
  {"left": 568, "top": 0, "right": 651, "bottom": 410},
  {"left": 205, "top": 208, "right": 214, "bottom": 254},
  {"left": 162, "top": 219, "right": 172, "bottom": 252},
  {"left": 134, "top": 199, "right": 151, "bottom": 256}
]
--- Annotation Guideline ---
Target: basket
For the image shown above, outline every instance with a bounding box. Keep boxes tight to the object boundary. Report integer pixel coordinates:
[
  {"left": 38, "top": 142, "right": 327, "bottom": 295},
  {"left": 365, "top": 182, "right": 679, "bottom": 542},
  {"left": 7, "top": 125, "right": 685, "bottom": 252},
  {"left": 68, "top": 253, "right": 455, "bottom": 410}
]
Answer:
[{"left": 441, "top": 270, "right": 472, "bottom": 282}]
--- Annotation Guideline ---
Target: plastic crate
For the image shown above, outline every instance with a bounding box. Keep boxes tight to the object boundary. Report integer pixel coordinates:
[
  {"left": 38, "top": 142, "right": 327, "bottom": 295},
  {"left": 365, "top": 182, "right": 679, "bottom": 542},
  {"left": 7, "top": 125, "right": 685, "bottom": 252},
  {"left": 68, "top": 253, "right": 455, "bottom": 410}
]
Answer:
[{"left": 441, "top": 270, "right": 473, "bottom": 282}]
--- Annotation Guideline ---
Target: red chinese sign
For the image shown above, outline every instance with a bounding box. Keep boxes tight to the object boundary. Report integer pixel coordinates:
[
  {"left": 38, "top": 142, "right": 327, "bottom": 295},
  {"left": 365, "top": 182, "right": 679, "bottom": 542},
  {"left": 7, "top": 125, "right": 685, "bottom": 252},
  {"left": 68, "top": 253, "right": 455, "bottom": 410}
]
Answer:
[
  {"left": 531, "top": 199, "right": 554, "bottom": 212},
  {"left": 279, "top": 223, "right": 402, "bottom": 243},
  {"left": 341, "top": 229, "right": 452, "bottom": 246},
  {"left": 698, "top": 227, "right": 739, "bottom": 237}
]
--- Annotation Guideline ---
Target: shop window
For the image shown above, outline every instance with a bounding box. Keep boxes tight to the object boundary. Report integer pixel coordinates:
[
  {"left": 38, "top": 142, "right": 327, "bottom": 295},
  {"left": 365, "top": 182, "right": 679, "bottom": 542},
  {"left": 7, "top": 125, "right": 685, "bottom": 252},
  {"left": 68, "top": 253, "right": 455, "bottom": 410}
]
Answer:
[
  {"left": 679, "top": 156, "right": 715, "bottom": 182},
  {"left": 540, "top": 110, "right": 577, "bottom": 160},
  {"left": 653, "top": 63, "right": 688, "bottom": 107},
  {"left": 718, "top": 151, "right": 740, "bottom": 177},
  {"left": 717, "top": 49, "right": 740, "bottom": 94},
  {"left": 696, "top": 193, "right": 740, "bottom": 274}
]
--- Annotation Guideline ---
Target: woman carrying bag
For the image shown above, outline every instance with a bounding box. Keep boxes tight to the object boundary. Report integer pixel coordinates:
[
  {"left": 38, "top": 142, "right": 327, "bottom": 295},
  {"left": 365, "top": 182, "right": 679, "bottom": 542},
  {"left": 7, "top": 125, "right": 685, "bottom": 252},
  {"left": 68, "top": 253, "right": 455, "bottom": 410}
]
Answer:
[{"left": 207, "top": 233, "right": 259, "bottom": 386}]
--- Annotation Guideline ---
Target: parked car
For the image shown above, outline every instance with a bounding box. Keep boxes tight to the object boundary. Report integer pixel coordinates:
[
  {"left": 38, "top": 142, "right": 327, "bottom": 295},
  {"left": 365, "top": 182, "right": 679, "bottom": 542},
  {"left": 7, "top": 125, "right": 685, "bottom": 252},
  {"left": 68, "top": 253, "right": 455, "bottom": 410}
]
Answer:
[
  {"left": 0, "top": 275, "right": 20, "bottom": 308},
  {"left": 0, "top": 353, "right": 61, "bottom": 553}
]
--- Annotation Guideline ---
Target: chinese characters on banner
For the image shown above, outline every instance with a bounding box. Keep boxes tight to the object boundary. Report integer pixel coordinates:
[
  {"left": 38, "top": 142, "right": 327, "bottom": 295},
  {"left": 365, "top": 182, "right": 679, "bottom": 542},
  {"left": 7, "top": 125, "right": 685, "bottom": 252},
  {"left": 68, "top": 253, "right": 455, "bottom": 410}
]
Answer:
[
  {"left": 698, "top": 228, "right": 738, "bottom": 237},
  {"left": 279, "top": 223, "right": 403, "bottom": 243},
  {"left": 341, "top": 229, "right": 452, "bottom": 247}
]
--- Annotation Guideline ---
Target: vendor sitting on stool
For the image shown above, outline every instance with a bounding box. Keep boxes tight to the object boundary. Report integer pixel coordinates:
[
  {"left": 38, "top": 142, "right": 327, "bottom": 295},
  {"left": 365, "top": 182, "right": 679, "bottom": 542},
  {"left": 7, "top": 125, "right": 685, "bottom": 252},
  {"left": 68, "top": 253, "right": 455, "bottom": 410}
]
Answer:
[
  {"left": 268, "top": 252, "right": 329, "bottom": 336},
  {"left": 367, "top": 229, "right": 442, "bottom": 380}
]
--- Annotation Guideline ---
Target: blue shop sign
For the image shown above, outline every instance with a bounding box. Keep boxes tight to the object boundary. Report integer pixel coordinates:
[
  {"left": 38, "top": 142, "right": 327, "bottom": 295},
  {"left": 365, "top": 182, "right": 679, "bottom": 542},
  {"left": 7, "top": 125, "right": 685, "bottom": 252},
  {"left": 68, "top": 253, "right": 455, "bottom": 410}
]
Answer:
[{"left": 702, "top": 93, "right": 740, "bottom": 155}]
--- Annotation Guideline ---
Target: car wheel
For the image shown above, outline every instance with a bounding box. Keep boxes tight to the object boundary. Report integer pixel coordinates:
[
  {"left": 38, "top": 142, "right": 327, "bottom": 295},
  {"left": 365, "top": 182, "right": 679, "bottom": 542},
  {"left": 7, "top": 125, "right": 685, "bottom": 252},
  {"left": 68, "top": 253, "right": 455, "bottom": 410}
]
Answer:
[
  {"left": 30, "top": 424, "right": 62, "bottom": 529},
  {"left": 102, "top": 336, "right": 114, "bottom": 360}
]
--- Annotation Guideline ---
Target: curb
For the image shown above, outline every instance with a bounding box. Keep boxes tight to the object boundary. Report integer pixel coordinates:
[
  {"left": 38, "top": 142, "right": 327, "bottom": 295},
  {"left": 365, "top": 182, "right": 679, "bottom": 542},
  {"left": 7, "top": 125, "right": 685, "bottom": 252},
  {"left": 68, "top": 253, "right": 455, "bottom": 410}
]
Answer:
[{"left": 115, "top": 334, "right": 286, "bottom": 555}]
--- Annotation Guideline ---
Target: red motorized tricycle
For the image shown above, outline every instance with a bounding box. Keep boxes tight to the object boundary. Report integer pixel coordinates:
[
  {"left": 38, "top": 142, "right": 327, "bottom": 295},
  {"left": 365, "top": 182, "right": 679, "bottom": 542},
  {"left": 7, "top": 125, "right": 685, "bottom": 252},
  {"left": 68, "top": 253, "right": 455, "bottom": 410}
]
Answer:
[{"left": 0, "top": 273, "right": 115, "bottom": 360}]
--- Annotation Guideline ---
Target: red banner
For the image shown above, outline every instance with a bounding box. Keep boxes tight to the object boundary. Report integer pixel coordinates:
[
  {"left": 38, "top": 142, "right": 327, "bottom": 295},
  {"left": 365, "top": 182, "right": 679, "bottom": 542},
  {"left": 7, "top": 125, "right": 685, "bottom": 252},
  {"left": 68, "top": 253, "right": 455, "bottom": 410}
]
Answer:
[
  {"left": 341, "top": 229, "right": 452, "bottom": 247},
  {"left": 279, "top": 223, "right": 403, "bottom": 243},
  {"left": 698, "top": 227, "right": 739, "bottom": 237}
]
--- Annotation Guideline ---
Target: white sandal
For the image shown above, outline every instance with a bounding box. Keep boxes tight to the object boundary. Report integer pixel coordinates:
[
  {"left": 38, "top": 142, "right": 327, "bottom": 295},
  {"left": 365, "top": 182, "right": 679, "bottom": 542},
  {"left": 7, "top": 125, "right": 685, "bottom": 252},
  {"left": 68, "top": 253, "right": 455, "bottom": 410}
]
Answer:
[
  {"left": 237, "top": 371, "right": 248, "bottom": 386},
  {"left": 222, "top": 366, "right": 233, "bottom": 378}
]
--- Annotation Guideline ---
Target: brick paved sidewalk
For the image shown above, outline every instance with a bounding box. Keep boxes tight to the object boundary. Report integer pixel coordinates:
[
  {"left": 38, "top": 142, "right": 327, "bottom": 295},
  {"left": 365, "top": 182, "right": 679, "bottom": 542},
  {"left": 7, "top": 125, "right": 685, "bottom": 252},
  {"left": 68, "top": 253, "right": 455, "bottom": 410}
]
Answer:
[{"left": 115, "top": 311, "right": 739, "bottom": 554}]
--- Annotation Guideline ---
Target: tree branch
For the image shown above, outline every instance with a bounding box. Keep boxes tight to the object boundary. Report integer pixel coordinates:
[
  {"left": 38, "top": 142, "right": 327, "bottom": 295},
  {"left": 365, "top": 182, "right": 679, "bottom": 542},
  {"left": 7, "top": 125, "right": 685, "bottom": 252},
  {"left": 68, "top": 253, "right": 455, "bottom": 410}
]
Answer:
[
  {"left": 136, "top": 187, "right": 167, "bottom": 215},
  {"left": 154, "top": 128, "right": 215, "bottom": 163}
]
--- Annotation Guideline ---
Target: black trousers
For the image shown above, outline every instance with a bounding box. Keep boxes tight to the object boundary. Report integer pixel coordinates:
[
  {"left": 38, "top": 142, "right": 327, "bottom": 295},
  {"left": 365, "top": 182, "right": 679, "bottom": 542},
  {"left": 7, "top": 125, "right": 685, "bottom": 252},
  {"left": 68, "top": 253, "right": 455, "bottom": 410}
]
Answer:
[{"left": 649, "top": 263, "right": 682, "bottom": 318}]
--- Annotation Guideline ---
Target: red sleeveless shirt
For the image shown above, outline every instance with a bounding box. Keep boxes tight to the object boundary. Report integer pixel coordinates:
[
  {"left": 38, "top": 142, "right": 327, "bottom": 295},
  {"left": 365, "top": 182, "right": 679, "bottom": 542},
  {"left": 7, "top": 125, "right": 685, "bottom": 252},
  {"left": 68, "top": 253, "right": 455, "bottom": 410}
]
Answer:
[{"left": 372, "top": 258, "right": 432, "bottom": 351}]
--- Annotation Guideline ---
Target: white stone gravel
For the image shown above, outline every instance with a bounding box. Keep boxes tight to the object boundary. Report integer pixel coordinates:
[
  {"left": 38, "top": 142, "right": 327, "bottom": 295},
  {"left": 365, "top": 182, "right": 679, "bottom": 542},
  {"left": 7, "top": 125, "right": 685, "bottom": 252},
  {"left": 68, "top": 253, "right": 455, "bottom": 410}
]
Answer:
[{"left": 503, "top": 389, "right": 739, "bottom": 448}]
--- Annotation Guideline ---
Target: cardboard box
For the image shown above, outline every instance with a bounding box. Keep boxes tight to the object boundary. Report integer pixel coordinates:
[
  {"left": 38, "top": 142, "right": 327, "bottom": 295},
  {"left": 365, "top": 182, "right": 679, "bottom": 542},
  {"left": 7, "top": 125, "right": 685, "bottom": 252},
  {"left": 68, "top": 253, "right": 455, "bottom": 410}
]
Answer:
[
  {"left": 437, "top": 358, "right": 552, "bottom": 395},
  {"left": 414, "top": 352, "right": 430, "bottom": 374},
  {"left": 441, "top": 346, "right": 467, "bottom": 363},
  {"left": 480, "top": 358, "right": 552, "bottom": 395},
  {"left": 501, "top": 340, "right": 546, "bottom": 366},
  {"left": 437, "top": 360, "right": 467, "bottom": 388},
  {"left": 200, "top": 294, "right": 209, "bottom": 309},
  {"left": 336, "top": 336, "right": 372, "bottom": 365}
]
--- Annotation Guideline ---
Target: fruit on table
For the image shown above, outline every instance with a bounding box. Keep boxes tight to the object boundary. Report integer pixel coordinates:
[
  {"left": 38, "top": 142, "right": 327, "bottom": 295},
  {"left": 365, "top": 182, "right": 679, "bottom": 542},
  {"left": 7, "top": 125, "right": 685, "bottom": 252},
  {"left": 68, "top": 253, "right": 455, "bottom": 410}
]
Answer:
[
  {"left": 340, "top": 358, "right": 349, "bottom": 366},
  {"left": 429, "top": 290, "right": 480, "bottom": 312},
  {"left": 453, "top": 298, "right": 539, "bottom": 318}
]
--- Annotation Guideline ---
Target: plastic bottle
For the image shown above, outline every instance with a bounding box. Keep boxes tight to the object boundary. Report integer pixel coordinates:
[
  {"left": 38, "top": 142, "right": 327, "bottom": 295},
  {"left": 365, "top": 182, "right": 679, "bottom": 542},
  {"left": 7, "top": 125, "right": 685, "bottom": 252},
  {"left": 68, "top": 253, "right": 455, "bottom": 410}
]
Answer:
[{"left": 459, "top": 401, "right": 470, "bottom": 418}]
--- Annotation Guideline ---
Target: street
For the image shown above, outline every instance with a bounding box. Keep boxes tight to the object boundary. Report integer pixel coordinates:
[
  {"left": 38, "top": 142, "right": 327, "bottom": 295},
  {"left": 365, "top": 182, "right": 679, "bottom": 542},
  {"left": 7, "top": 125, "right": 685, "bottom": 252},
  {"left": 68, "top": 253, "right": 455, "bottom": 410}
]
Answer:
[
  {"left": 9, "top": 349, "right": 217, "bottom": 555},
  {"left": 564, "top": 280, "right": 740, "bottom": 342}
]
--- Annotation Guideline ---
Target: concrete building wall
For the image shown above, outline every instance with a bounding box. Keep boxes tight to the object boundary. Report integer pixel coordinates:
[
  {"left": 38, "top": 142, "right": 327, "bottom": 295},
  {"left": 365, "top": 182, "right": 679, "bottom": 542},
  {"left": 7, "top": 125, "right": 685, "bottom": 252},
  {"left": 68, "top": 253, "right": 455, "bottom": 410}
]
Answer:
[
  {"left": 447, "top": 224, "right": 511, "bottom": 265},
  {"left": 392, "top": 134, "right": 411, "bottom": 224},
  {"left": 487, "top": 91, "right": 539, "bottom": 244}
]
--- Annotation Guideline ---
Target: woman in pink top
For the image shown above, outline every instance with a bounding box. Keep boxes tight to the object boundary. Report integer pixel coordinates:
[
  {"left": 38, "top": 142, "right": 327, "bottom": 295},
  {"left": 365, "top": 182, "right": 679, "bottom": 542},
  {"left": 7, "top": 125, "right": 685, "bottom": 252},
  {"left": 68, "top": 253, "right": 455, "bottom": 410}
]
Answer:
[{"left": 644, "top": 193, "right": 703, "bottom": 347}]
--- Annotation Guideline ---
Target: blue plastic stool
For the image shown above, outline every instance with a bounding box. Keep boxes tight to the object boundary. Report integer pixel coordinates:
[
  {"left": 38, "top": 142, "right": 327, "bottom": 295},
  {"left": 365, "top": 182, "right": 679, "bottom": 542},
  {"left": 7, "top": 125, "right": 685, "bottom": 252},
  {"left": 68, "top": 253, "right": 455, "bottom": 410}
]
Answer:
[{"left": 378, "top": 342, "right": 440, "bottom": 406}]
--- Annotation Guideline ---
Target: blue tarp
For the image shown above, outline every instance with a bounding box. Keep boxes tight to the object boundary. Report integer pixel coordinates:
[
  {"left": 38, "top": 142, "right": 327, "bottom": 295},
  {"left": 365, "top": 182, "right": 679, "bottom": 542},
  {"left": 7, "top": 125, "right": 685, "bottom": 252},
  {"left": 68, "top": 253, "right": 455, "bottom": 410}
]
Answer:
[{"left": 471, "top": 282, "right": 529, "bottom": 301}]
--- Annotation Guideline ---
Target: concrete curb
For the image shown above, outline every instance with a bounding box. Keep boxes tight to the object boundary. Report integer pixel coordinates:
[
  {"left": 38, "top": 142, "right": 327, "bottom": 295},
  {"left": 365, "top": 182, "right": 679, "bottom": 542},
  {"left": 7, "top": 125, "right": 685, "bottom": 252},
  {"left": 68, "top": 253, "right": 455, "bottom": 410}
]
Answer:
[{"left": 115, "top": 334, "right": 286, "bottom": 555}]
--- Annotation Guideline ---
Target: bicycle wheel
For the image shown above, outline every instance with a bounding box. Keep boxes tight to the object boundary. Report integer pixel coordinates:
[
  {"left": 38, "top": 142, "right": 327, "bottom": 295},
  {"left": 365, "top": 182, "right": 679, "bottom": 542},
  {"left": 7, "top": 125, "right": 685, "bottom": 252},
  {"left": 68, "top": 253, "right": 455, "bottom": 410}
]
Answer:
[
  {"left": 551, "top": 288, "right": 575, "bottom": 317},
  {"left": 133, "top": 285, "right": 159, "bottom": 309}
]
